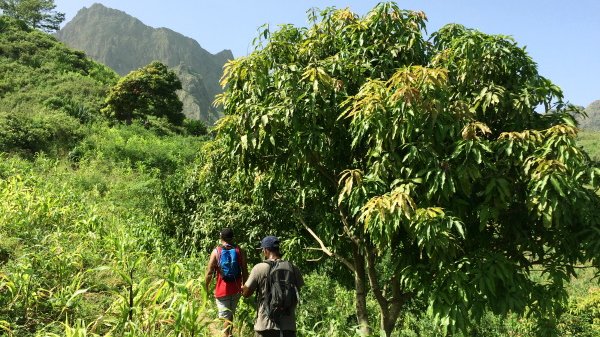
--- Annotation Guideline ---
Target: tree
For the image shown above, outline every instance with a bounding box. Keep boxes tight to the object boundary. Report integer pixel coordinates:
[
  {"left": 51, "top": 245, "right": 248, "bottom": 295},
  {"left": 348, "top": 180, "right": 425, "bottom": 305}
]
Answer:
[
  {"left": 102, "top": 61, "right": 185, "bottom": 126},
  {"left": 0, "top": 0, "right": 64, "bottom": 32},
  {"left": 215, "top": 3, "right": 600, "bottom": 336}
]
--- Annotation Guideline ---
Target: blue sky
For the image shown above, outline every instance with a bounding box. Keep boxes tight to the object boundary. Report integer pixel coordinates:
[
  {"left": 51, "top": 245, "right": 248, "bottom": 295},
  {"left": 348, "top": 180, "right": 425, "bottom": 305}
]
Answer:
[{"left": 54, "top": 1, "right": 599, "bottom": 107}]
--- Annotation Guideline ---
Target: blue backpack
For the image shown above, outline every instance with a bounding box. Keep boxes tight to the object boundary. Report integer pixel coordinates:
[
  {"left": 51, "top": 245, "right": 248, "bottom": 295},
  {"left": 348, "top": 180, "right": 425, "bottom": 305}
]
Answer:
[{"left": 217, "top": 244, "right": 241, "bottom": 282}]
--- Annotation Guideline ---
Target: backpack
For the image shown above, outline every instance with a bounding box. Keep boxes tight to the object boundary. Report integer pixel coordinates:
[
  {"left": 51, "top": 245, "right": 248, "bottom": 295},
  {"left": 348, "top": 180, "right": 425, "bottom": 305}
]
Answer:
[
  {"left": 263, "top": 260, "right": 299, "bottom": 323},
  {"left": 217, "top": 244, "right": 241, "bottom": 282}
]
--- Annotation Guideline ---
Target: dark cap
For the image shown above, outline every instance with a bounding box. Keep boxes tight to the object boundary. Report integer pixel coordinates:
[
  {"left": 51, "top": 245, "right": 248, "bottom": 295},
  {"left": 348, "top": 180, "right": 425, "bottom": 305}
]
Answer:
[
  {"left": 259, "top": 236, "right": 280, "bottom": 249},
  {"left": 220, "top": 228, "right": 234, "bottom": 240}
]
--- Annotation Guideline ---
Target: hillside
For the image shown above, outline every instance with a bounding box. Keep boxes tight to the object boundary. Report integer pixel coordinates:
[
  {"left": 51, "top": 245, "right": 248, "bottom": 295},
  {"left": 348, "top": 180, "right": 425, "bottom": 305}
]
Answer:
[
  {"left": 577, "top": 100, "right": 600, "bottom": 130},
  {"left": 0, "top": 15, "right": 118, "bottom": 155},
  {"left": 56, "top": 3, "right": 232, "bottom": 124}
]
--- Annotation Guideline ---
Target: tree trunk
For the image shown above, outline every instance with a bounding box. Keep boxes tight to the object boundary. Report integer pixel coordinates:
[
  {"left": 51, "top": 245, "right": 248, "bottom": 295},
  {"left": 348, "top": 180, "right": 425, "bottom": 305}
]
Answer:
[
  {"left": 381, "top": 315, "right": 396, "bottom": 337},
  {"left": 353, "top": 245, "right": 370, "bottom": 336},
  {"left": 366, "top": 246, "right": 407, "bottom": 337}
]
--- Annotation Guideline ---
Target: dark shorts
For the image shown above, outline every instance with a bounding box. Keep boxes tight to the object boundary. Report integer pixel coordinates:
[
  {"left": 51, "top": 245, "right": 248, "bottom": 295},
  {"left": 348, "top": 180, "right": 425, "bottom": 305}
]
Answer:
[{"left": 255, "top": 330, "right": 296, "bottom": 337}]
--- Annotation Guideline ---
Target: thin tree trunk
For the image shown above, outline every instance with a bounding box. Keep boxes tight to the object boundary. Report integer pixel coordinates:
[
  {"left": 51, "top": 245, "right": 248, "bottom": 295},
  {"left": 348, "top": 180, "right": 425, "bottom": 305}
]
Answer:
[
  {"left": 353, "top": 245, "right": 370, "bottom": 336},
  {"left": 366, "top": 246, "right": 408, "bottom": 337}
]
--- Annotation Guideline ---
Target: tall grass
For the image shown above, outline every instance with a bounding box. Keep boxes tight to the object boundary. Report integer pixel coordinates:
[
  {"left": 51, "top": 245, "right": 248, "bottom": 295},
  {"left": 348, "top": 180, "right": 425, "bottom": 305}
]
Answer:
[
  {"left": 0, "top": 125, "right": 597, "bottom": 336},
  {"left": 577, "top": 131, "right": 600, "bottom": 161}
]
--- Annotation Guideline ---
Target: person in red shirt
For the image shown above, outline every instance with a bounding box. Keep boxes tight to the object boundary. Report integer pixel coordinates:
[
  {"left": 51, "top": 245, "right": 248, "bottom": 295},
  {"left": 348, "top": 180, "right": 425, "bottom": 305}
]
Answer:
[{"left": 205, "top": 228, "right": 249, "bottom": 337}]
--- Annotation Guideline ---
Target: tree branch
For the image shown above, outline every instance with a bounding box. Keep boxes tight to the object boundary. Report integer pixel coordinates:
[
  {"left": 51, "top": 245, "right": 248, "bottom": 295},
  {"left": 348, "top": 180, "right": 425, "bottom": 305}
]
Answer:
[
  {"left": 296, "top": 214, "right": 356, "bottom": 273},
  {"left": 389, "top": 274, "right": 410, "bottom": 327},
  {"left": 338, "top": 206, "right": 362, "bottom": 246}
]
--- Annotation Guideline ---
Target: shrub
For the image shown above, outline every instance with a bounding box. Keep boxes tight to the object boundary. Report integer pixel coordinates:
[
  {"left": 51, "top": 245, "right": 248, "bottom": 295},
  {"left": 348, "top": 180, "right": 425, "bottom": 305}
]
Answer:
[{"left": 0, "top": 109, "right": 83, "bottom": 155}]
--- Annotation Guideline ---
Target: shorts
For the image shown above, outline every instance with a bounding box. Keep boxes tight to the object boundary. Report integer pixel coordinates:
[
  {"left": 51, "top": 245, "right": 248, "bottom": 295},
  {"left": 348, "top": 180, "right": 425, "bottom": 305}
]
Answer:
[
  {"left": 255, "top": 330, "right": 296, "bottom": 337},
  {"left": 254, "top": 330, "right": 296, "bottom": 337},
  {"left": 216, "top": 293, "right": 241, "bottom": 321}
]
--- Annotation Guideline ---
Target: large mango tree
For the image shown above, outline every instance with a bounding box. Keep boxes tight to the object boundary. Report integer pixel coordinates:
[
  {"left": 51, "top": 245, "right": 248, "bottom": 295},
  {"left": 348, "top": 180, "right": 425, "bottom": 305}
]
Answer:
[{"left": 215, "top": 3, "right": 600, "bottom": 336}]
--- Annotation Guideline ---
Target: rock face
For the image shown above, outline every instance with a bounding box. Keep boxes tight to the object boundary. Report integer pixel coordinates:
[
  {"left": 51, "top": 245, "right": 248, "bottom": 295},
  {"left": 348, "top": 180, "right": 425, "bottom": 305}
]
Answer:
[
  {"left": 575, "top": 100, "right": 600, "bottom": 130},
  {"left": 56, "top": 3, "right": 232, "bottom": 124}
]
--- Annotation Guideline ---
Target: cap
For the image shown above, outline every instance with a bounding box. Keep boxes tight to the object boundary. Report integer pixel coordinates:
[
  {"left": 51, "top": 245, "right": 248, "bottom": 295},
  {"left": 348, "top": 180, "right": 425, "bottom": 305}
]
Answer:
[
  {"left": 220, "top": 228, "right": 234, "bottom": 240},
  {"left": 259, "top": 236, "right": 280, "bottom": 249}
]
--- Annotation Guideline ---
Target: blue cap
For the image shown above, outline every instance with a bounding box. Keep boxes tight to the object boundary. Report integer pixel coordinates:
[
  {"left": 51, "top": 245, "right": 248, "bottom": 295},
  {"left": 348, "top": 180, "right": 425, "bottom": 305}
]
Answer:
[{"left": 260, "top": 236, "right": 280, "bottom": 249}]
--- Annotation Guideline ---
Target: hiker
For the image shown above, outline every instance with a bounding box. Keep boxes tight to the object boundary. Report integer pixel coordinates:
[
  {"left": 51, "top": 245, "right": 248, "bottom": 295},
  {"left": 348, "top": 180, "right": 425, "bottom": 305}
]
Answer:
[
  {"left": 205, "top": 228, "right": 248, "bottom": 337},
  {"left": 242, "top": 236, "right": 304, "bottom": 337}
]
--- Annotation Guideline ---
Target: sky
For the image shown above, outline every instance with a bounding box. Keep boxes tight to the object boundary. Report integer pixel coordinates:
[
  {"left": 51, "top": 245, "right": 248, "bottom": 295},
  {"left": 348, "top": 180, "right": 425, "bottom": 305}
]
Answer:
[{"left": 53, "top": 1, "right": 600, "bottom": 107}]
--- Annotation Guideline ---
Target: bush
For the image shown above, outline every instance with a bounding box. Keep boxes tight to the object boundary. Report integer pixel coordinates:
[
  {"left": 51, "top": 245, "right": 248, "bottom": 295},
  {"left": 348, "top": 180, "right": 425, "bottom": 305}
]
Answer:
[
  {"left": 559, "top": 287, "right": 600, "bottom": 337},
  {"left": 71, "top": 123, "right": 203, "bottom": 173},
  {"left": 183, "top": 118, "right": 208, "bottom": 136},
  {"left": 0, "top": 109, "right": 83, "bottom": 155}
]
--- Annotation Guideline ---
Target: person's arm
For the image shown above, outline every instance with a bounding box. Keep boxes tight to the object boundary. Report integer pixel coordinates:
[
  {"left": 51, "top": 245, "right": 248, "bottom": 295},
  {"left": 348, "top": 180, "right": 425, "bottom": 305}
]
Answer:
[
  {"left": 204, "top": 249, "right": 218, "bottom": 291},
  {"left": 241, "top": 284, "right": 253, "bottom": 297},
  {"left": 242, "top": 264, "right": 258, "bottom": 298}
]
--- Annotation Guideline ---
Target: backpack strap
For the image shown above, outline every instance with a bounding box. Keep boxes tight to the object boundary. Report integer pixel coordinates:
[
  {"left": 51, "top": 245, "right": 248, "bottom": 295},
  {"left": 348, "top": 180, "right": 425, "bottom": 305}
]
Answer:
[
  {"left": 235, "top": 245, "right": 241, "bottom": 265},
  {"left": 260, "top": 260, "right": 276, "bottom": 306}
]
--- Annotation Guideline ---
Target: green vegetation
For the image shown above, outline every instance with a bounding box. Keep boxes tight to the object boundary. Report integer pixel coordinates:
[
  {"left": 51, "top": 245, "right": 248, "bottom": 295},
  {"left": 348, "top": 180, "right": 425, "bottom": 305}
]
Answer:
[
  {"left": 578, "top": 131, "right": 600, "bottom": 162},
  {"left": 102, "top": 61, "right": 185, "bottom": 126},
  {"left": 0, "top": 3, "right": 599, "bottom": 337},
  {"left": 0, "top": 0, "right": 64, "bottom": 32},
  {"left": 215, "top": 3, "right": 600, "bottom": 336}
]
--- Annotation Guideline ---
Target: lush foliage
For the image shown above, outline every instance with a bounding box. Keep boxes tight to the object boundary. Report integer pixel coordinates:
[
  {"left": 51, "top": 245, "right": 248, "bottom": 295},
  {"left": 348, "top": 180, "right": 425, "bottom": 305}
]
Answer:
[
  {"left": 0, "top": 15, "right": 117, "bottom": 155},
  {"left": 0, "top": 0, "right": 64, "bottom": 32},
  {"left": 0, "top": 4, "right": 598, "bottom": 337},
  {"left": 215, "top": 3, "right": 600, "bottom": 336},
  {"left": 577, "top": 131, "right": 600, "bottom": 162},
  {"left": 102, "top": 61, "right": 185, "bottom": 126}
]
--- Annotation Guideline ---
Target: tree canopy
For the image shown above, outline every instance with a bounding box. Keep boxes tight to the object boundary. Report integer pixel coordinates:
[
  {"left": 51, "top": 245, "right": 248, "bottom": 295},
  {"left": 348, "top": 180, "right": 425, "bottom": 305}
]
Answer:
[
  {"left": 102, "top": 61, "right": 185, "bottom": 126},
  {"left": 215, "top": 3, "right": 600, "bottom": 336},
  {"left": 0, "top": 0, "right": 64, "bottom": 32}
]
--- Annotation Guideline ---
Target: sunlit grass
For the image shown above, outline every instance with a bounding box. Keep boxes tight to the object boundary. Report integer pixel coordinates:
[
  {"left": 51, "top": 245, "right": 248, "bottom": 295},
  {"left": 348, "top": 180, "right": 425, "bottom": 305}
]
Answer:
[{"left": 577, "top": 131, "right": 600, "bottom": 161}]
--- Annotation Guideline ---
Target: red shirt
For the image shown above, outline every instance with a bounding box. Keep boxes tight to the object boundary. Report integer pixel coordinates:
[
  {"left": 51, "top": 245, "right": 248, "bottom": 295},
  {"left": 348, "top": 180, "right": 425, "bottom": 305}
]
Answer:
[{"left": 214, "top": 245, "right": 243, "bottom": 298}]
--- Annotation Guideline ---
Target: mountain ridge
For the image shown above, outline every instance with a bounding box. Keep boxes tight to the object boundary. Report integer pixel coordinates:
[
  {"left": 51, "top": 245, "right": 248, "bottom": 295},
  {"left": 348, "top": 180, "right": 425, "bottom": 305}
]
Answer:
[
  {"left": 56, "top": 3, "right": 232, "bottom": 124},
  {"left": 575, "top": 100, "right": 600, "bottom": 130}
]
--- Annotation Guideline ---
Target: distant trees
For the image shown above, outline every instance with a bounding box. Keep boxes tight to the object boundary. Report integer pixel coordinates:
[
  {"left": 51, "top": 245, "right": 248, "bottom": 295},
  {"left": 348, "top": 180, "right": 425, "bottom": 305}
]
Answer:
[
  {"left": 215, "top": 3, "right": 600, "bottom": 337},
  {"left": 102, "top": 61, "right": 185, "bottom": 126},
  {"left": 0, "top": 0, "right": 64, "bottom": 32}
]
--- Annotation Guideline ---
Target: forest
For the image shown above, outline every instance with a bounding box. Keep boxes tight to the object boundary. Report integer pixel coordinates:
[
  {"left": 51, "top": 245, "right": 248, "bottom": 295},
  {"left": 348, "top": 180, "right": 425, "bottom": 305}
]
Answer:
[{"left": 1, "top": 2, "right": 599, "bottom": 336}]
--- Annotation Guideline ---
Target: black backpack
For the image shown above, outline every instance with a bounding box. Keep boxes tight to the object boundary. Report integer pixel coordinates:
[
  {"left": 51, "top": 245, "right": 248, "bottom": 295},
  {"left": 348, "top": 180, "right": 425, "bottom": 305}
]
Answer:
[{"left": 263, "top": 260, "right": 299, "bottom": 323}]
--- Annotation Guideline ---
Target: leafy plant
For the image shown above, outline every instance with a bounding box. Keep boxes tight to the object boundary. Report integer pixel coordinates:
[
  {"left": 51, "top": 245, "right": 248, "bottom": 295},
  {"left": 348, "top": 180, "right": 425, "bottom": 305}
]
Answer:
[{"left": 215, "top": 2, "right": 600, "bottom": 336}]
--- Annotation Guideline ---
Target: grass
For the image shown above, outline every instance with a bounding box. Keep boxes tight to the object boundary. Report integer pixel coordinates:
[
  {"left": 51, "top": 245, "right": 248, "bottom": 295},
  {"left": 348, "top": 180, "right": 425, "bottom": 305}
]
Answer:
[{"left": 577, "top": 131, "right": 600, "bottom": 161}]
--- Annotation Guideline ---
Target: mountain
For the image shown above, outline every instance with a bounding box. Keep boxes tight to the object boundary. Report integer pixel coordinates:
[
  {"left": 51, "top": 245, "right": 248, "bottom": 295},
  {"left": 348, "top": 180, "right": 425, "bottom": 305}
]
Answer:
[
  {"left": 55, "top": 3, "right": 233, "bottom": 124},
  {"left": 576, "top": 100, "right": 600, "bottom": 130}
]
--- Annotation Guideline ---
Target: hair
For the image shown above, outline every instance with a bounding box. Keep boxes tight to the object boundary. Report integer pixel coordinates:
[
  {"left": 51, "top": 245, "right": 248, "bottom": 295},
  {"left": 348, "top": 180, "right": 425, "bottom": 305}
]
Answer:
[
  {"left": 220, "top": 228, "right": 234, "bottom": 243},
  {"left": 264, "top": 247, "right": 282, "bottom": 256}
]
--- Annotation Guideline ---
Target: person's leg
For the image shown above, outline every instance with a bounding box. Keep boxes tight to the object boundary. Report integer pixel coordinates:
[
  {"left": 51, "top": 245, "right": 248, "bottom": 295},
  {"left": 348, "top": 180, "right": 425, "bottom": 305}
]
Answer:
[
  {"left": 216, "top": 295, "right": 236, "bottom": 337},
  {"left": 226, "top": 293, "right": 241, "bottom": 336},
  {"left": 254, "top": 330, "right": 278, "bottom": 337},
  {"left": 254, "top": 330, "right": 296, "bottom": 337},
  {"left": 217, "top": 294, "right": 242, "bottom": 337}
]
